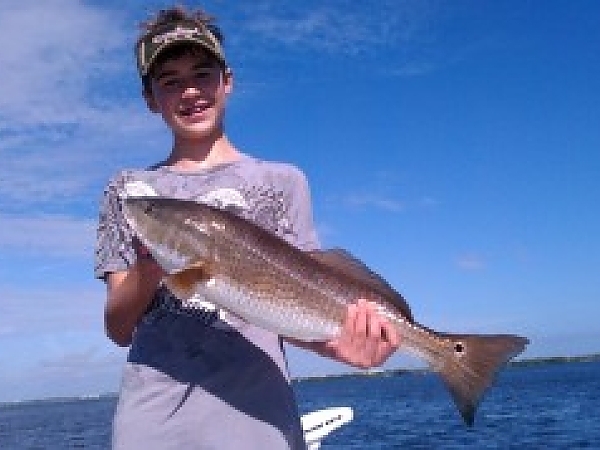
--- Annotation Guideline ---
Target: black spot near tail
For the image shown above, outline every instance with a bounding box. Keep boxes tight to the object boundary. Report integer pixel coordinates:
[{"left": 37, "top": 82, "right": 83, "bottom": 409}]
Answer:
[{"left": 436, "top": 334, "right": 528, "bottom": 426}]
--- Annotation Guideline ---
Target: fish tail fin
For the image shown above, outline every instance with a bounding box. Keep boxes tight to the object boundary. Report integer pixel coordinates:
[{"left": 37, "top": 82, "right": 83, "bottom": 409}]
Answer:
[{"left": 433, "top": 333, "right": 528, "bottom": 426}]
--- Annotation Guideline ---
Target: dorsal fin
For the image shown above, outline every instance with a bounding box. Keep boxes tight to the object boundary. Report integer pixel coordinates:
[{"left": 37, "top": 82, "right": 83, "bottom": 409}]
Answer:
[{"left": 308, "top": 248, "right": 414, "bottom": 322}]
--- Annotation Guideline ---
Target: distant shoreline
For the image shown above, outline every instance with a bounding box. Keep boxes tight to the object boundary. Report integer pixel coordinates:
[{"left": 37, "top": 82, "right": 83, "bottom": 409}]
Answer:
[
  {"left": 509, "top": 353, "right": 600, "bottom": 367},
  {"left": 2, "top": 353, "right": 599, "bottom": 405},
  {"left": 293, "top": 352, "right": 600, "bottom": 382}
]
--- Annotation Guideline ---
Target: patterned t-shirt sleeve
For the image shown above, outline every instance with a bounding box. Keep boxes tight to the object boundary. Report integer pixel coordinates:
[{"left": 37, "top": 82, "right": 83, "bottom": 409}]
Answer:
[
  {"left": 287, "top": 167, "right": 320, "bottom": 252},
  {"left": 94, "top": 174, "right": 136, "bottom": 280}
]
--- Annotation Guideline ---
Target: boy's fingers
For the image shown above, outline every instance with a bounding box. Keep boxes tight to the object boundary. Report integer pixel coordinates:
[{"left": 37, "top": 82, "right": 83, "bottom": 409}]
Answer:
[
  {"left": 354, "top": 299, "right": 369, "bottom": 341},
  {"left": 365, "top": 303, "right": 382, "bottom": 357},
  {"left": 381, "top": 319, "right": 400, "bottom": 348},
  {"left": 133, "top": 237, "right": 154, "bottom": 260}
]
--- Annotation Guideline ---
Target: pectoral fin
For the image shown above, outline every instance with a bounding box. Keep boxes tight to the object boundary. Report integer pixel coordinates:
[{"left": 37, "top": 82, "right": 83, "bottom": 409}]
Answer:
[{"left": 164, "top": 260, "right": 211, "bottom": 300}]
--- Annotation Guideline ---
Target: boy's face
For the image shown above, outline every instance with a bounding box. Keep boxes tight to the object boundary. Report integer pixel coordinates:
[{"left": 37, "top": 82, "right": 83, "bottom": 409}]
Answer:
[{"left": 144, "top": 49, "right": 232, "bottom": 141}]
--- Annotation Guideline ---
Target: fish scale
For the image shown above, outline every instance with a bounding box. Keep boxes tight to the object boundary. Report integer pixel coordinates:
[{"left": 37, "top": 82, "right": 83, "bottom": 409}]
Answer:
[
  {"left": 184, "top": 220, "right": 347, "bottom": 340},
  {"left": 123, "top": 196, "right": 529, "bottom": 426}
]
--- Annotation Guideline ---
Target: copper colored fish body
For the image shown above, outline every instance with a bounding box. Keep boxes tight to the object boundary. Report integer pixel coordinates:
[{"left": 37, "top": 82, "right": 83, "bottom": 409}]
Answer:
[{"left": 122, "top": 197, "right": 529, "bottom": 426}]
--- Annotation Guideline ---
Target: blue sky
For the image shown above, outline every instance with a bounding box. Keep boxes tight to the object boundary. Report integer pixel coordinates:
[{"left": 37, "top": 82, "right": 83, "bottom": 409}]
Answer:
[{"left": 0, "top": 0, "right": 598, "bottom": 403}]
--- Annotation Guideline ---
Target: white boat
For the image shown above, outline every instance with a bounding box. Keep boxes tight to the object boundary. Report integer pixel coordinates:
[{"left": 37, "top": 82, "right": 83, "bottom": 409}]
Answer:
[{"left": 301, "top": 406, "right": 354, "bottom": 450}]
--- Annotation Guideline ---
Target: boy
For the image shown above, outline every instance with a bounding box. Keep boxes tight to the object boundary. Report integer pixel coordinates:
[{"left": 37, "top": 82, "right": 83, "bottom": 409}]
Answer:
[{"left": 95, "top": 6, "right": 399, "bottom": 449}]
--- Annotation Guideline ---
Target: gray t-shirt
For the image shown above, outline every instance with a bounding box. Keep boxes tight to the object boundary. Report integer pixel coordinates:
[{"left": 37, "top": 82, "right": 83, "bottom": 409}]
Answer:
[{"left": 95, "top": 155, "right": 319, "bottom": 450}]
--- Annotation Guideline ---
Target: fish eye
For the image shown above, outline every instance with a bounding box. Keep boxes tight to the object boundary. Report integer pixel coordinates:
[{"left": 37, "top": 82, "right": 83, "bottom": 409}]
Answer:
[{"left": 454, "top": 342, "right": 465, "bottom": 354}]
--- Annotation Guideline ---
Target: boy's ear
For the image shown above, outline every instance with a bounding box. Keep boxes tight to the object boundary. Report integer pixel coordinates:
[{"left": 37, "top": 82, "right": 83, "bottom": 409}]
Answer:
[
  {"left": 143, "top": 89, "right": 160, "bottom": 113},
  {"left": 223, "top": 68, "right": 233, "bottom": 94}
]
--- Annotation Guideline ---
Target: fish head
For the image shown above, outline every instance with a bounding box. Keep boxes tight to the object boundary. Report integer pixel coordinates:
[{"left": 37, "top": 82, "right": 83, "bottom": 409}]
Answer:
[{"left": 122, "top": 196, "right": 215, "bottom": 274}]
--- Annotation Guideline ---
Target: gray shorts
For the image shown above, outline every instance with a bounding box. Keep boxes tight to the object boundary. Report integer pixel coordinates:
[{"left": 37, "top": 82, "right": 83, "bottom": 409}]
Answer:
[{"left": 112, "top": 307, "right": 306, "bottom": 450}]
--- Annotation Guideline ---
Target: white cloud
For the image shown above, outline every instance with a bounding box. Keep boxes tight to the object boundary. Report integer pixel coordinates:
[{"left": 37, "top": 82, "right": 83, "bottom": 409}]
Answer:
[
  {"left": 344, "top": 194, "right": 406, "bottom": 213},
  {"left": 419, "top": 196, "right": 439, "bottom": 208},
  {"left": 389, "top": 61, "right": 438, "bottom": 77},
  {"left": 0, "top": 283, "right": 104, "bottom": 336},
  {"left": 0, "top": 1, "right": 164, "bottom": 206},
  {"left": 237, "top": 0, "right": 435, "bottom": 56},
  {"left": 0, "top": 0, "right": 128, "bottom": 126},
  {"left": 0, "top": 214, "right": 96, "bottom": 258},
  {"left": 0, "top": 343, "right": 126, "bottom": 402},
  {"left": 456, "top": 252, "right": 486, "bottom": 271}
]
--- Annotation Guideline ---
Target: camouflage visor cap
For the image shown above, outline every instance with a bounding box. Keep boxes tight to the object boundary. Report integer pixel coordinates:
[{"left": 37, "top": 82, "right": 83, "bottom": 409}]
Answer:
[{"left": 136, "top": 20, "right": 226, "bottom": 78}]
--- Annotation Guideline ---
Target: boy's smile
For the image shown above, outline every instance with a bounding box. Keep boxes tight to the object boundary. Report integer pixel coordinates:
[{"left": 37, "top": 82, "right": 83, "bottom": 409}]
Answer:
[{"left": 146, "top": 53, "right": 231, "bottom": 140}]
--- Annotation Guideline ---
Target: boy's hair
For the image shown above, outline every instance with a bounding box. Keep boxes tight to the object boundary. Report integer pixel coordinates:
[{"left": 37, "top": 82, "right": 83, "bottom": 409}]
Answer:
[{"left": 136, "top": 5, "right": 227, "bottom": 93}]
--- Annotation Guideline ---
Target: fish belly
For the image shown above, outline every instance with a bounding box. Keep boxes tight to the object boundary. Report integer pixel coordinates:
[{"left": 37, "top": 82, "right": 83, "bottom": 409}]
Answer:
[{"left": 196, "top": 276, "right": 342, "bottom": 341}]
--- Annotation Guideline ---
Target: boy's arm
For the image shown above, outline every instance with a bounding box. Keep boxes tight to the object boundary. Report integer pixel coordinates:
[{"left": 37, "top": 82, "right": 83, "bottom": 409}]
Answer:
[
  {"left": 104, "top": 246, "right": 165, "bottom": 347},
  {"left": 95, "top": 175, "right": 162, "bottom": 346},
  {"left": 287, "top": 299, "right": 401, "bottom": 369}
]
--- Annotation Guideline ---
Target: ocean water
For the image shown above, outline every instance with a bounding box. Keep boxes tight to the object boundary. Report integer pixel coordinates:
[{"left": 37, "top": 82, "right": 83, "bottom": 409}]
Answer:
[{"left": 1, "top": 361, "right": 599, "bottom": 449}]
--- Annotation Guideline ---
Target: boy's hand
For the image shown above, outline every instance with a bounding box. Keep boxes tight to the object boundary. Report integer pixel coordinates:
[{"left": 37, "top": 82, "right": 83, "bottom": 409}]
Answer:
[
  {"left": 132, "top": 237, "right": 165, "bottom": 280},
  {"left": 323, "top": 299, "right": 400, "bottom": 369},
  {"left": 133, "top": 237, "right": 154, "bottom": 260}
]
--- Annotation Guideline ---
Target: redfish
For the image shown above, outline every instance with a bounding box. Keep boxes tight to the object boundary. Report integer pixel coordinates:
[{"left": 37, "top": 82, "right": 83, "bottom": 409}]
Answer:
[{"left": 122, "top": 197, "right": 528, "bottom": 425}]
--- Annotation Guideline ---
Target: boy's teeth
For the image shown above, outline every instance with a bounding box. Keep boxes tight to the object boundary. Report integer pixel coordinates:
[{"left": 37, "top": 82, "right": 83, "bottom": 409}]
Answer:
[{"left": 182, "top": 105, "right": 206, "bottom": 115}]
